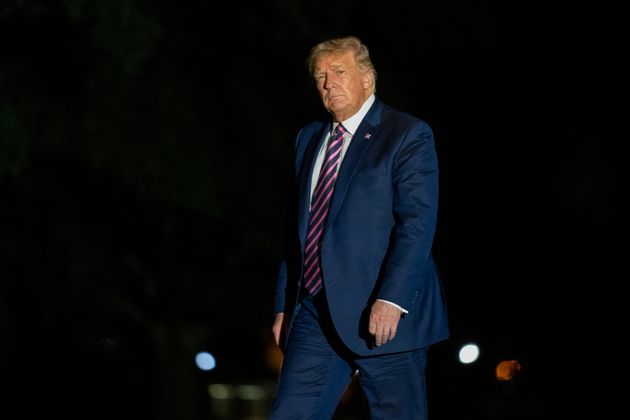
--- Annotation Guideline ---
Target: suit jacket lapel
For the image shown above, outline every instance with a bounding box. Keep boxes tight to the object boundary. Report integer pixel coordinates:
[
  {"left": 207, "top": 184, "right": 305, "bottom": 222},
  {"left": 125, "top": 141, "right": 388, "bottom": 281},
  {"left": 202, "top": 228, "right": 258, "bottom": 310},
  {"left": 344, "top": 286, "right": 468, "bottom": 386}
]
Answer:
[{"left": 325, "top": 101, "right": 383, "bottom": 233}]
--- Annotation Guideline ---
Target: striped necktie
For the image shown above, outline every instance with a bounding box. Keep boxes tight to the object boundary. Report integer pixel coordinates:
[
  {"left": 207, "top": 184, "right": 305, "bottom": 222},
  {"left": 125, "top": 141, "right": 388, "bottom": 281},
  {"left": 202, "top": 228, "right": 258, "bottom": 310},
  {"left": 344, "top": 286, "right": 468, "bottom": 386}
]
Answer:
[{"left": 303, "top": 124, "right": 346, "bottom": 296}]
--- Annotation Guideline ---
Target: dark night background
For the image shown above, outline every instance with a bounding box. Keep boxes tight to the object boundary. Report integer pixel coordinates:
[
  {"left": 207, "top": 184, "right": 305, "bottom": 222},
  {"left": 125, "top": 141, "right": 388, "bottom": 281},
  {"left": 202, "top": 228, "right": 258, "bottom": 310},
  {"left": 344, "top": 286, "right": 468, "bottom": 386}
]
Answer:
[{"left": 0, "top": 1, "right": 624, "bottom": 419}]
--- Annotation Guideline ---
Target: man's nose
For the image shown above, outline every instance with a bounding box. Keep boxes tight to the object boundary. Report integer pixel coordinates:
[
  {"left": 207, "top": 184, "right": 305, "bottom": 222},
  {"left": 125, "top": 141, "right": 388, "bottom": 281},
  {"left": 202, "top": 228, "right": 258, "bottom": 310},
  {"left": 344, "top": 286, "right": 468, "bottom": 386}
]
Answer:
[{"left": 324, "top": 75, "right": 335, "bottom": 89}]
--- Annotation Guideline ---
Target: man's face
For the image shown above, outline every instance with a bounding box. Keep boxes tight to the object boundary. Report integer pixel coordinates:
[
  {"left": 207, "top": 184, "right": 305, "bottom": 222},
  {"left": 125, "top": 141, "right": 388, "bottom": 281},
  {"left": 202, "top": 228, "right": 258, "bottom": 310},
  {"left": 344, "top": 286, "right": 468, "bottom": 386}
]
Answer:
[{"left": 313, "top": 51, "right": 372, "bottom": 122}]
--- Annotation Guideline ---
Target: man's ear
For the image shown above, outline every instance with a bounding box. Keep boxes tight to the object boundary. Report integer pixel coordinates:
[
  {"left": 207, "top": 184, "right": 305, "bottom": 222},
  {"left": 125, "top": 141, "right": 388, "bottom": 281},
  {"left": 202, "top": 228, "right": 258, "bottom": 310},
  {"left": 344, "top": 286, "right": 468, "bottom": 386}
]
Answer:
[{"left": 362, "top": 72, "right": 373, "bottom": 90}]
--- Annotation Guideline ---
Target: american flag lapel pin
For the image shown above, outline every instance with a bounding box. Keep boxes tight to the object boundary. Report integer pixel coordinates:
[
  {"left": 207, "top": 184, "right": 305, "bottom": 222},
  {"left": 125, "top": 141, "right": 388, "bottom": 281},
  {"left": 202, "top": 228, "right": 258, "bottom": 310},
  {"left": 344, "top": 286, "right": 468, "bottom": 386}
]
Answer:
[{"left": 364, "top": 133, "right": 372, "bottom": 140}]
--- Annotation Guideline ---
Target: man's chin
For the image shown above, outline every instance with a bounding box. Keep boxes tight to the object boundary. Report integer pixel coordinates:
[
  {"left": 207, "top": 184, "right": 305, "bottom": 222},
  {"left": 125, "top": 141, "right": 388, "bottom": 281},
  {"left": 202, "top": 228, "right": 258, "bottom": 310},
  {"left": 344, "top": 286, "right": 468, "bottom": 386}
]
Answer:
[{"left": 326, "top": 102, "right": 346, "bottom": 115}]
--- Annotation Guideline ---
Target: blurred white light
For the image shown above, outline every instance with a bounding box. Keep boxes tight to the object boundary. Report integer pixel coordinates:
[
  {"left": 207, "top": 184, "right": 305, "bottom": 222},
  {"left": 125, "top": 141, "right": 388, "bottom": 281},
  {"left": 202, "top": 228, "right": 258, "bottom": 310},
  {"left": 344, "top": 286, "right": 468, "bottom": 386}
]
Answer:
[
  {"left": 195, "top": 351, "right": 216, "bottom": 371},
  {"left": 236, "top": 384, "right": 266, "bottom": 400},
  {"left": 458, "top": 343, "right": 480, "bottom": 364},
  {"left": 208, "top": 384, "right": 234, "bottom": 399}
]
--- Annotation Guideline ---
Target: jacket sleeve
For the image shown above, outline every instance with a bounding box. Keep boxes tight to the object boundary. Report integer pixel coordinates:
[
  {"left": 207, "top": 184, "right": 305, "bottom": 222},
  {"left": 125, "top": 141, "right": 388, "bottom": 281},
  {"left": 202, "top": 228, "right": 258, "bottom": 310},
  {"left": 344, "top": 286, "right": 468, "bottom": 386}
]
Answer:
[{"left": 376, "top": 119, "right": 439, "bottom": 311}]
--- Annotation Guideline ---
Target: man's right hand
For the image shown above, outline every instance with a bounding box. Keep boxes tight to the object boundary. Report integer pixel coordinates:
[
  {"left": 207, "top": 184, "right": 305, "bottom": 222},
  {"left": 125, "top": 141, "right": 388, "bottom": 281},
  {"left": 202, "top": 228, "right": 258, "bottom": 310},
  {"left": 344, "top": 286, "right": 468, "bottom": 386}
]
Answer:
[{"left": 272, "top": 312, "right": 285, "bottom": 347}]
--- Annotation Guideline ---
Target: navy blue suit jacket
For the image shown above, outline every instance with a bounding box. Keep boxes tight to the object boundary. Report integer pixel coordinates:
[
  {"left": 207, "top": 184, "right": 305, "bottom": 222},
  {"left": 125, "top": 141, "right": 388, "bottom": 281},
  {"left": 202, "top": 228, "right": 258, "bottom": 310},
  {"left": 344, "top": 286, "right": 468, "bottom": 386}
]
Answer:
[{"left": 274, "top": 98, "right": 449, "bottom": 356}]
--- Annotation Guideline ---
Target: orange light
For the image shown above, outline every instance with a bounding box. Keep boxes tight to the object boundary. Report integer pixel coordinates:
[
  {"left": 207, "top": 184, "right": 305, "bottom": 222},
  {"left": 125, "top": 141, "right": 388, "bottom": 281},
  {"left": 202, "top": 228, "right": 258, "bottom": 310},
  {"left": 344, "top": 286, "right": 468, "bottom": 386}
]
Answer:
[
  {"left": 265, "top": 342, "right": 284, "bottom": 374},
  {"left": 495, "top": 360, "right": 522, "bottom": 381}
]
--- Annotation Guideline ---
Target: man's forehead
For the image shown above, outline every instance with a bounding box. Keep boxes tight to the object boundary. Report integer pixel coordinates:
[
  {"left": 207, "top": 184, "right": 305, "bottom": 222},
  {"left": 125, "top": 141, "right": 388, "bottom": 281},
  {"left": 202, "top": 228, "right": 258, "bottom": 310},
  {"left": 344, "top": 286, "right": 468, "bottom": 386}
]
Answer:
[{"left": 315, "top": 52, "right": 354, "bottom": 69}]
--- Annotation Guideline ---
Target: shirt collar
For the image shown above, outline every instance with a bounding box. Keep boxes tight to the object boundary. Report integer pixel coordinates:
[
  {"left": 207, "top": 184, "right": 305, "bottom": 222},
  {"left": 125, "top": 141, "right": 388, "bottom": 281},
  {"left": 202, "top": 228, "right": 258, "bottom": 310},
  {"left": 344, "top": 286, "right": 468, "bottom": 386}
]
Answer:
[{"left": 333, "top": 94, "right": 376, "bottom": 136}]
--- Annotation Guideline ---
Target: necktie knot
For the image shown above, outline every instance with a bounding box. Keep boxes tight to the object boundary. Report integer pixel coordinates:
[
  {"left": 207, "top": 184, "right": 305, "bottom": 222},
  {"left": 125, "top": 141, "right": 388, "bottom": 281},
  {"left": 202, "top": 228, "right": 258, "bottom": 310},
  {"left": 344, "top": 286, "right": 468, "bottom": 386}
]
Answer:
[{"left": 334, "top": 123, "right": 346, "bottom": 137}]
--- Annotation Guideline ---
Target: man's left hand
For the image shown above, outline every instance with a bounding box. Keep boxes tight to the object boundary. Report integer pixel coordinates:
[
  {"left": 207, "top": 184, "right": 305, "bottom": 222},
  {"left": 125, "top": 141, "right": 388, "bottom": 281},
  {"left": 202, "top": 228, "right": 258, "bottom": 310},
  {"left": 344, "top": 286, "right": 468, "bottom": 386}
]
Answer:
[{"left": 368, "top": 300, "right": 402, "bottom": 346}]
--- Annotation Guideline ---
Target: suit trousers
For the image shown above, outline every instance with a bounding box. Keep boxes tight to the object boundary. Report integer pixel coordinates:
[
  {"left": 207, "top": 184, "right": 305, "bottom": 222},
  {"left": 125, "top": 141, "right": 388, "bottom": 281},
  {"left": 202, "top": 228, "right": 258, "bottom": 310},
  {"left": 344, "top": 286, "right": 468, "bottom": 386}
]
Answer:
[{"left": 268, "top": 292, "right": 429, "bottom": 420}]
